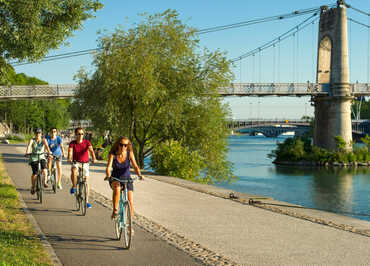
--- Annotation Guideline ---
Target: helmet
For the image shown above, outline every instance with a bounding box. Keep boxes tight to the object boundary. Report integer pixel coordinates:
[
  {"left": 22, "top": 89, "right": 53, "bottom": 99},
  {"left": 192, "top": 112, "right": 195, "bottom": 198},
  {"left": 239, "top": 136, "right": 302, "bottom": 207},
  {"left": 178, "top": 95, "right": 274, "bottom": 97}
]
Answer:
[{"left": 34, "top": 128, "right": 42, "bottom": 134}]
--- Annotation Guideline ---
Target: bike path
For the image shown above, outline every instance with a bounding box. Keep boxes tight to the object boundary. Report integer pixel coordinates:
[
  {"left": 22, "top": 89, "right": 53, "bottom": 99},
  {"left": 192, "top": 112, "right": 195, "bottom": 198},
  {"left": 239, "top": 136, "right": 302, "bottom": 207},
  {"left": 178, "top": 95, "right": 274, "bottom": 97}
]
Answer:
[
  {"left": 0, "top": 144, "right": 201, "bottom": 266},
  {"left": 86, "top": 157, "right": 370, "bottom": 265}
]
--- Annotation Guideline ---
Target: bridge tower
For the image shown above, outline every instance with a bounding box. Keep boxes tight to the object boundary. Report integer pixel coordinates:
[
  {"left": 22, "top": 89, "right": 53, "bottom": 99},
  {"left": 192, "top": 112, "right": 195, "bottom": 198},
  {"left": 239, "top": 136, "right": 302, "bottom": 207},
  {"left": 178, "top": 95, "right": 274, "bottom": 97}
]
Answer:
[{"left": 313, "top": 0, "right": 353, "bottom": 151}]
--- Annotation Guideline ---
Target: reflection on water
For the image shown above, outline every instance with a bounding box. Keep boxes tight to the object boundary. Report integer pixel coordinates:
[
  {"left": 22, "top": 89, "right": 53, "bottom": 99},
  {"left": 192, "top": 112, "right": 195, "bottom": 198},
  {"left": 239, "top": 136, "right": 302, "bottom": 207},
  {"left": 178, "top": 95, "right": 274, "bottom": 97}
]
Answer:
[{"left": 216, "top": 135, "right": 370, "bottom": 221}]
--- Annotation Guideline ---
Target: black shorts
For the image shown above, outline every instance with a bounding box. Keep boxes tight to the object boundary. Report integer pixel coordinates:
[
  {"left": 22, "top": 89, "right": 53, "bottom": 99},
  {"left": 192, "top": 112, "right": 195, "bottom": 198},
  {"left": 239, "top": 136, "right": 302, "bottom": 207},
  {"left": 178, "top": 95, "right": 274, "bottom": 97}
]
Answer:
[
  {"left": 110, "top": 176, "right": 134, "bottom": 191},
  {"left": 30, "top": 160, "right": 47, "bottom": 175}
]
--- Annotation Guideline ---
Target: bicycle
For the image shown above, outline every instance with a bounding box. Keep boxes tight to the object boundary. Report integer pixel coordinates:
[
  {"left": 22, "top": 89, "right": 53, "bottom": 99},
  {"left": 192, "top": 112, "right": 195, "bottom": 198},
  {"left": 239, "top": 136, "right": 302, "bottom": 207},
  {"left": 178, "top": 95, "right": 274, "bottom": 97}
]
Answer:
[
  {"left": 73, "top": 161, "right": 88, "bottom": 216},
  {"left": 48, "top": 155, "right": 60, "bottom": 194},
  {"left": 25, "top": 152, "right": 49, "bottom": 203},
  {"left": 106, "top": 176, "right": 137, "bottom": 249}
]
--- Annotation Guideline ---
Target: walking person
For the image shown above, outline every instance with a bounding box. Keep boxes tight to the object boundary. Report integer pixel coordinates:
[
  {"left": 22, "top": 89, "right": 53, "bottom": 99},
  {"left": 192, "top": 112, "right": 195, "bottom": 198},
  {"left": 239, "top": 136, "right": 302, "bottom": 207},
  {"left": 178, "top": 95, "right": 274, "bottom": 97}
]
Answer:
[
  {"left": 46, "top": 127, "right": 66, "bottom": 189},
  {"left": 105, "top": 136, "right": 143, "bottom": 219},
  {"left": 25, "top": 128, "right": 52, "bottom": 194},
  {"left": 68, "top": 127, "right": 97, "bottom": 208}
]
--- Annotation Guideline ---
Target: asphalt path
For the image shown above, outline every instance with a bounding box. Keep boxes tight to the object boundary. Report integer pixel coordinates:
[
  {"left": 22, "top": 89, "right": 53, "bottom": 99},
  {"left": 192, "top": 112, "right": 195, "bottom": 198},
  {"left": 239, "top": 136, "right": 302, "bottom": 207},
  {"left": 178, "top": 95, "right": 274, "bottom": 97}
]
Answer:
[{"left": 1, "top": 144, "right": 201, "bottom": 266}]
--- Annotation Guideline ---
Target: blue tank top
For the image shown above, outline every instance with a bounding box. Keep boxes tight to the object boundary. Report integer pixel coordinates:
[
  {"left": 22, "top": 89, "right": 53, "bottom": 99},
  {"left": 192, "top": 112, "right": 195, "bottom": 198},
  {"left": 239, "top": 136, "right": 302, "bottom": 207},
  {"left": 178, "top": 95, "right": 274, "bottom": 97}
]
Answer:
[
  {"left": 111, "top": 151, "right": 130, "bottom": 178},
  {"left": 47, "top": 136, "right": 62, "bottom": 156}
]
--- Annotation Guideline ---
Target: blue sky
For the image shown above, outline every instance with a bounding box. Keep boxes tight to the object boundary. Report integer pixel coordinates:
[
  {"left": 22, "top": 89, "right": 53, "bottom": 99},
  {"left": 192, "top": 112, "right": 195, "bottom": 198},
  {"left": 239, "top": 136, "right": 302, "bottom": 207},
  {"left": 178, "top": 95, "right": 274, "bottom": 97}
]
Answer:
[{"left": 13, "top": 0, "right": 370, "bottom": 119}]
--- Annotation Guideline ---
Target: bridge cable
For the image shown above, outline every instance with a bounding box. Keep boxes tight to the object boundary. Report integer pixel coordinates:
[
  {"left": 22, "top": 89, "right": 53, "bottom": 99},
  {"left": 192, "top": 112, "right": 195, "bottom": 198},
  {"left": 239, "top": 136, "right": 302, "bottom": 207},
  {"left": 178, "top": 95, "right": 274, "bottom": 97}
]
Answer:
[
  {"left": 10, "top": 5, "right": 332, "bottom": 67},
  {"left": 231, "top": 13, "right": 319, "bottom": 63},
  {"left": 347, "top": 18, "right": 370, "bottom": 29},
  {"left": 312, "top": 20, "right": 315, "bottom": 82},
  {"left": 346, "top": 4, "right": 370, "bottom": 17},
  {"left": 297, "top": 28, "right": 300, "bottom": 83},
  {"left": 196, "top": 5, "right": 332, "bottom": 34},
  {"left": 292, "top": 33, "right": 296, "bottom": 83}
]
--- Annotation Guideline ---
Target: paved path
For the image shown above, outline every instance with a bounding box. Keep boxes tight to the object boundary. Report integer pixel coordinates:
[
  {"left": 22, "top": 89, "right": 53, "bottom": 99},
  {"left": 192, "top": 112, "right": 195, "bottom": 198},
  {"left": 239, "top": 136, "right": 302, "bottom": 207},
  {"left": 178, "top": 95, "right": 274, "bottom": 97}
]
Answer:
[
  {"left": 1, "top": 144, "right": 200, "bottom": 266},
  {"left": 3, "top": 143, "right": 370, "bottom": 265}
]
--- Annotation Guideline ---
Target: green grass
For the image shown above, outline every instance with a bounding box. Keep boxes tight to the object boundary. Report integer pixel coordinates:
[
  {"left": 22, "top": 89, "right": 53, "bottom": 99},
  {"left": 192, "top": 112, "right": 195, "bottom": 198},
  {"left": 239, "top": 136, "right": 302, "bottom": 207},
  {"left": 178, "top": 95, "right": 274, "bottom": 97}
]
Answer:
[{"left": 0, "top": 157, "right": 54, "bottom": 266}]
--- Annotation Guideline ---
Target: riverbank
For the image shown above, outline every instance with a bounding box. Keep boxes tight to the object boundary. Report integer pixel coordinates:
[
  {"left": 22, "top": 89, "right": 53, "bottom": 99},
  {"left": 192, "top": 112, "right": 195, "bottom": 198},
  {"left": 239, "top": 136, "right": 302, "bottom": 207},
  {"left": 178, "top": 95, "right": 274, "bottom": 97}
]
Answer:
[
  {"left": 274, "top": 160, "right": 370, "bottom": 167},
  {"left": 0, "top": 156, "right": 54, "bottom": 265}
]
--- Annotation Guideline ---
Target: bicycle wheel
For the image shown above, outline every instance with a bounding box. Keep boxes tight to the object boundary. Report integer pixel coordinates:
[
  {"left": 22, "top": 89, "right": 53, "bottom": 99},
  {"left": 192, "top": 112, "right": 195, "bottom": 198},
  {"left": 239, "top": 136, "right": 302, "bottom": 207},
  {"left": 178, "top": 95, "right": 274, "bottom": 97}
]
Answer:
[
  {"left": 75, "top": 183, "right": 80, "bottom": 211},
  {"left": 51, "top": 168, "right": 57, "bottom": 193},
  {"left": 80, "top": 182, "right": 87, "bottom": 216},
  {"left": 37, "top": 173, "right": 43, "bottom": 203},
  {"left": 114, "top": 215, "right": 122, "bottom": 240},
  {"left": 121, "top": 201, "right": 132, "bottom": 249}
]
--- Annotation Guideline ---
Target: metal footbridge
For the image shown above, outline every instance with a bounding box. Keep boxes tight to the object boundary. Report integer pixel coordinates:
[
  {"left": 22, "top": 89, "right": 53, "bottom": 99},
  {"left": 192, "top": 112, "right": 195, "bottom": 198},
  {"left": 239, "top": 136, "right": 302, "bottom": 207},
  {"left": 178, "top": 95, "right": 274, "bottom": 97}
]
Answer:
[{"left": 1, "top": 82, "right": 370, "bottom": 100}]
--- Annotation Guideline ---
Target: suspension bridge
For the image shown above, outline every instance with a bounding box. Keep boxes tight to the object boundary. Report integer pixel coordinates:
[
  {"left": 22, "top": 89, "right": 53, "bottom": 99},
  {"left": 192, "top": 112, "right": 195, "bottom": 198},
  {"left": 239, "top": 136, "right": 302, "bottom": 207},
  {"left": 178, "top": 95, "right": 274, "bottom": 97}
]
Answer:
[{"left": 4, "top": 0, "right": 370, "bottom": 151}]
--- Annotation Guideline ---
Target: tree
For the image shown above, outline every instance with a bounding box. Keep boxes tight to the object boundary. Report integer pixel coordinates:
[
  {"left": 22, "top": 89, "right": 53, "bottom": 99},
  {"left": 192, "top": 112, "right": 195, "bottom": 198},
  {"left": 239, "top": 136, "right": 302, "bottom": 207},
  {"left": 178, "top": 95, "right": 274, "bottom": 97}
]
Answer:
[
  {"left": 0, "top": 0, "right": 103, "bottom": 82},
  {"left": 74, "top": 10, "right": 234, "bottom": 183},
  {"left": 0, "top": 66, "right": 71, "bottom": 132}
]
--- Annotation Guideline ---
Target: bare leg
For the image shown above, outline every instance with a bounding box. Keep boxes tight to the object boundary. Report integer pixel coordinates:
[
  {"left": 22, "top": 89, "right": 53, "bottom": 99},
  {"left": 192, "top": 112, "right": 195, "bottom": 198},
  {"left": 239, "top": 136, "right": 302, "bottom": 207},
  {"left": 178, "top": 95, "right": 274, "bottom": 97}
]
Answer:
[
  {"left": 42, "top": 169, "right": 48, "bottom": 186},
  {"left": 31, "top": 174, "right": 37, "bottom": 189},
  {"left": 71, "top": 167, "right": 77, "bottom": 188},
  {"left": 127, "top": 190, "right": 134, "bottom": 216},
  {"left": 112, "top": 181, "right": 120, "bottom": 212},
  {"left": 85, "top": 176, "right": 89, "bottom": 203},
  {"left": 56, "top": 161, "right": 62, "bottom": 184}
]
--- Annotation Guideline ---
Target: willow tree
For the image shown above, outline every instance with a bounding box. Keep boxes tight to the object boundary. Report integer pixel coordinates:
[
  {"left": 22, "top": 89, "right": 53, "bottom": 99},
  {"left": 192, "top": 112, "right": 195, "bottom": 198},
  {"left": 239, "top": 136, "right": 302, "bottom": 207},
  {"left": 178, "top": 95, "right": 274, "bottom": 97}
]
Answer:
[
  {"left": 0, "top": 0, "right": 103, "bottom": 82},
  {"left": 75, "top": 10, "right": 234, "bottom": 183}
]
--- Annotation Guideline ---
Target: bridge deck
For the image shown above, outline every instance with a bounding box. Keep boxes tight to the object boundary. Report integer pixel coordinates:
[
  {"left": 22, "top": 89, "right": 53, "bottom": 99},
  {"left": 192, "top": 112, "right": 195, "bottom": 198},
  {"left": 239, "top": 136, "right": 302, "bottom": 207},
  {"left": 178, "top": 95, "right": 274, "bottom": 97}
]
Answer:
[{"left": 0, "top": 83, "right": 369, "bottom": 99}]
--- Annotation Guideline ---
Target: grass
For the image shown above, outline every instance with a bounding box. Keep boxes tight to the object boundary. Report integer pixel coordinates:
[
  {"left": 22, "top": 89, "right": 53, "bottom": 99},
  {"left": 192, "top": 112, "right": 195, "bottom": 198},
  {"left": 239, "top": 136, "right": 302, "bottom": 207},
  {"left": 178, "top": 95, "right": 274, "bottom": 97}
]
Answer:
[{"left": 0, "top": 156, "right": 54, "bottom": 266}]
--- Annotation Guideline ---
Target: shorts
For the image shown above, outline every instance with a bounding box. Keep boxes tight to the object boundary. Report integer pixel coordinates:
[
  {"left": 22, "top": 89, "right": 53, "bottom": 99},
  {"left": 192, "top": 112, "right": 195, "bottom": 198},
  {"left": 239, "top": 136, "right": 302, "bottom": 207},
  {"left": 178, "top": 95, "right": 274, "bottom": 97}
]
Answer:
[
  {"left": 72, "top": 162, "right": 89, "bottom": 177},
  {"left": 51, "top": 155, "right": 62, "bottom": 162},
  {"left": 30, "top": 159, "right": 47, "bottom": 175},
  {"left": 110, "top": 176, "right": 134, "bottom": 191}
]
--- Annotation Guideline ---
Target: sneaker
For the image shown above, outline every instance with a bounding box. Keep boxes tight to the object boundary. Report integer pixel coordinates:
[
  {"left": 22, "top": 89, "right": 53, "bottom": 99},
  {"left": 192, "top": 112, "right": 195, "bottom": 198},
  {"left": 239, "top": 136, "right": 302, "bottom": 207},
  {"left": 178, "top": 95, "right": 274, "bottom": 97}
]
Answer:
[
  {"left": 87, "top": 202, "right": 92, "bottom": 208},
  {"left": 57, "top": 182, "right": 62, "bottom": 189},
  {"left": 70, "top": 187, "right": 76, "bottom": 194}
]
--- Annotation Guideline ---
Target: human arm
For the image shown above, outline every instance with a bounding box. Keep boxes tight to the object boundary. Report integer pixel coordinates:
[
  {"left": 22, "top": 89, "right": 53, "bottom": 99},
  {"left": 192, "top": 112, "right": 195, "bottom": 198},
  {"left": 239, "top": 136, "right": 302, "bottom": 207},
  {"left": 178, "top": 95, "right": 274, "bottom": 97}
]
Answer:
[
  {"left": 105, "top": 154, "right": 114, "bottom": 180},
  {"left": 130, "top": 151, "right": 143, "bottom": 180},
  {"left": 88, "top": 144, "right": 96, "bottom": 163},
  {"left": 60, "top": 138, "right": 66, "bottom": 157},
  {"left": 42, "top": 138, "right": 52, "bottom": 154},
  {"left": 68, "top": 146, "right": 73, "bottom": 163},
  {"left": 25, "top": 139, "right": 33, "bottom": 155}
]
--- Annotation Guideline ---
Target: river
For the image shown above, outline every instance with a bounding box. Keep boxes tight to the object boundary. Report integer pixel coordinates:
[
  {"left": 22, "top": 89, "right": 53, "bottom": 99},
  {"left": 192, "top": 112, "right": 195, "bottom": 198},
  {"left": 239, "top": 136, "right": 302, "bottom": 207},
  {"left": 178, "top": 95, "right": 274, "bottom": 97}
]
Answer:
[{"left": 216, "top": 135, "right": 370, "bottom": 222}]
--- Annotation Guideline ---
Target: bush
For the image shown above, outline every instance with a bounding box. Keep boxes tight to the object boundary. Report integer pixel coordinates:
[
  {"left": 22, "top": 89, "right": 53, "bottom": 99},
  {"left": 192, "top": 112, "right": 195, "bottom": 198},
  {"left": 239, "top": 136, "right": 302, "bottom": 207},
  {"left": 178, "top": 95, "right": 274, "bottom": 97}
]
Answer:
[{"left": 150, "top": 140, "right": 208, "bottom": 183}]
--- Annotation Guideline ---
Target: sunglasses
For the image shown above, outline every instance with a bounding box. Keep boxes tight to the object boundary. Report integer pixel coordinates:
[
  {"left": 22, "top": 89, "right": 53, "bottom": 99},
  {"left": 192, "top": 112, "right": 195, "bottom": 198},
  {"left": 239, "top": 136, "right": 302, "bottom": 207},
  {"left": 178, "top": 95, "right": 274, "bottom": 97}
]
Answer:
[
  {"left": 77, "top": 133, "right": 84, "bottom": 136},
  {"left": 119, "top": 143, "right": 128, "bottom": 147}
]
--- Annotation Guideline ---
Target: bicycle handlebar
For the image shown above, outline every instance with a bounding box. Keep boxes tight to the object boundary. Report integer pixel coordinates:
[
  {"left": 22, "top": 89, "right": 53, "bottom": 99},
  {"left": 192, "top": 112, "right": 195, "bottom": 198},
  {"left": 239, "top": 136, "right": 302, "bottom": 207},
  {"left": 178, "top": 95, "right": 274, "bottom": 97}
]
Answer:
[{"left": 25, "top": 152, "right": 50, "bottom": 157}]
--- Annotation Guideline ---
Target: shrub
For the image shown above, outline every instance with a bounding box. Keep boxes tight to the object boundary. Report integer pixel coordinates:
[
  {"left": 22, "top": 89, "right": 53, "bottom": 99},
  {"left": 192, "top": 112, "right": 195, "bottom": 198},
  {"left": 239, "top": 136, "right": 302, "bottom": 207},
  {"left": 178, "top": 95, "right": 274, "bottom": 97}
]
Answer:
[{"left": 150, "top": 140, "right": 207, "bottom": 183}]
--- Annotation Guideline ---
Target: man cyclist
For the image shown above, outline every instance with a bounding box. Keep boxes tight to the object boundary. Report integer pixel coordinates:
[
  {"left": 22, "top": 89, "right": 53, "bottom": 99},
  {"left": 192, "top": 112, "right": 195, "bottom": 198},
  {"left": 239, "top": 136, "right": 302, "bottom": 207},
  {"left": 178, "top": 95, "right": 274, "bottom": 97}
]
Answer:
[
  {"left": 68, "top": 127, "right": 96, "bottom": 208},
  {"left": 25, "top": 128, "right": 52, "bottom": 194},
  {"left": 46, "top": 127, "right": 66, "bottom": 189}
]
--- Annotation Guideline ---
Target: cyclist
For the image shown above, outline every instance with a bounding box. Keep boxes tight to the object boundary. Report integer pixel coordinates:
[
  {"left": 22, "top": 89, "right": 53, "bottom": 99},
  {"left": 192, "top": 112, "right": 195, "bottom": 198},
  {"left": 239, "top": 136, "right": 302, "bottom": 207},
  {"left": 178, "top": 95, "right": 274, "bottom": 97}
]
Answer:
[
  {"left": 105, "top": 136, "right": 143, "bottom": 219},
  {"left": 25, "top": 128, "right": 52, "bottom": 194},
  {"left": 46, "top": 127, "right": 66, "bottom": 189},
  {"left": 68, "top": 127, "right": 96, "bottom": 208}
]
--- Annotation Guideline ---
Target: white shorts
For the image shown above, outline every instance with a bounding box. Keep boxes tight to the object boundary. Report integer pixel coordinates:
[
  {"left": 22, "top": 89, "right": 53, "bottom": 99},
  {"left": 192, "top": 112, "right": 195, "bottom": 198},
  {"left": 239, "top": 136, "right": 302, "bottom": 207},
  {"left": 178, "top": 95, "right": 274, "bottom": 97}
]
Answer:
[{"left": 72, "top": 162, "right": 89, "bottom": 177}]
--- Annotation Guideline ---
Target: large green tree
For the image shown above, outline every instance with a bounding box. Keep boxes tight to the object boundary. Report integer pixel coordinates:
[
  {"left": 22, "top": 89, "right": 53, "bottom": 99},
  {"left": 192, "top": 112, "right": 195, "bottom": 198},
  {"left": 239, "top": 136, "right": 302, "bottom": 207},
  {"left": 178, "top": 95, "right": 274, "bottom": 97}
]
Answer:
[
  {"left": 0, "top": 0, "right": 102, "bottom": 82},
  {"left": 74, "top": 10, "right": 234, "bottom": 183}
]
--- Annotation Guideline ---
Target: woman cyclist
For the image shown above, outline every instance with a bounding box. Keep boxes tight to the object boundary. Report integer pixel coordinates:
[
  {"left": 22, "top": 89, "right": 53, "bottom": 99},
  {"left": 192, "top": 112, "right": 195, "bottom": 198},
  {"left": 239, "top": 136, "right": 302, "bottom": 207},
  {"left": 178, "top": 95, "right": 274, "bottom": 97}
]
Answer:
[
  {"left": 105, "top": 136, "right": 143, "bottom": 219},
  {"left": 25, "top": 128, "right": 52, "bottom": 194}
]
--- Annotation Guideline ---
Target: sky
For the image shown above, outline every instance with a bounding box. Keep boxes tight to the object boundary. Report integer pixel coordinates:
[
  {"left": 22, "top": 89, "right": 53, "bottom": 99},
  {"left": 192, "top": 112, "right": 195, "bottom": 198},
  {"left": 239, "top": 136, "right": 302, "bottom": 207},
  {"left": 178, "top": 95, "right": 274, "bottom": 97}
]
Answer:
[{"left": 12, "top": 0, "right": 370, "bottom": 119}]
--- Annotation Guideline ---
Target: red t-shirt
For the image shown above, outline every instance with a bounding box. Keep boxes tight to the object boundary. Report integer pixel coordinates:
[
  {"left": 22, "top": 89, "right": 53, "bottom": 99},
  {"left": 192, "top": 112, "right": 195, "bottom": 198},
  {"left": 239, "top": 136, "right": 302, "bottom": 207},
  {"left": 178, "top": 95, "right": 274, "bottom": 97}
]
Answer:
[{"left": 69, "top": 139, "right": 91, "bottom": 163}]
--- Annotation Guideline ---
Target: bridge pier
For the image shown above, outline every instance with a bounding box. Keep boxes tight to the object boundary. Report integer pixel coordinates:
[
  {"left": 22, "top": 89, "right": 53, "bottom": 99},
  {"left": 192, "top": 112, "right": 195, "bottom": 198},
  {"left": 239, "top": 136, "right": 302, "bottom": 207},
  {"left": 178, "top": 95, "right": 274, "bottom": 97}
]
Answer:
[{"left": 313, "top": 0, "right": 353, "bottom": 151}]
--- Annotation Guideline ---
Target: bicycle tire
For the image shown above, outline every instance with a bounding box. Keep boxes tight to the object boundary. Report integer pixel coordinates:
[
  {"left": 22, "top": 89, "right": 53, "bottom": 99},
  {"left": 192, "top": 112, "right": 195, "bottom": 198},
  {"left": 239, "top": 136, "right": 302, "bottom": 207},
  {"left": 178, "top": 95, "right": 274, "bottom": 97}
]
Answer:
[
  {"left": 37, "top": 173, "right": 43, "bottom": 203},
  {"left": 51, "top": 168, "right": 57, "bottom": 193},
  {"left": 121, "top": 201, "right": 132, "bottom": 249},
  {"left": 75, "top": 183, "right": 80, "bottom": 211},
  {"left": 81, "top": 182, "right": 87, "bottom": 216},
  {"left": 114, "top": 216, "right": 122, "bottom": 240}
]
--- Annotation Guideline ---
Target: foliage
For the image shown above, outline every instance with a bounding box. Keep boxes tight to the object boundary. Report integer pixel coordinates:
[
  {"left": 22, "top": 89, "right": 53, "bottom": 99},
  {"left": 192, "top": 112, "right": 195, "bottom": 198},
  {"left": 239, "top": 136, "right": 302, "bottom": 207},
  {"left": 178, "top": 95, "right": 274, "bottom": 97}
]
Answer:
[
  {"left": 270, "top": 135, "right": 370, "bottom": 164},
  {"left": 150, "top": 140, "right": 209, "bottom": 183},
  {"left": 0, "top": 0, "right": 103, "bottom": 83},
  {"left": 352, "top": 98, "right": 370, "bottom": 119},
  {"left": 334, "top": 135, "right": 346, "bottom": 152},
  {"left": 74, "top": 10, "right": 234, "bottom": 183},
  {"left": 0, "top": 67, "right": 71, "bottom": 132}
]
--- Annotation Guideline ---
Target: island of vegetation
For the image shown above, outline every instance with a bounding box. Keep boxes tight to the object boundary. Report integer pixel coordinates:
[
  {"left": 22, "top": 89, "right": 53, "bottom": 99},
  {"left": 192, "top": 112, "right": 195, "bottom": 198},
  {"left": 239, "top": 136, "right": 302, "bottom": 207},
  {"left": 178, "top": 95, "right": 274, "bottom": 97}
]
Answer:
[{"left": 269, "top": 135, "right": 370, "bottom": 167}]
